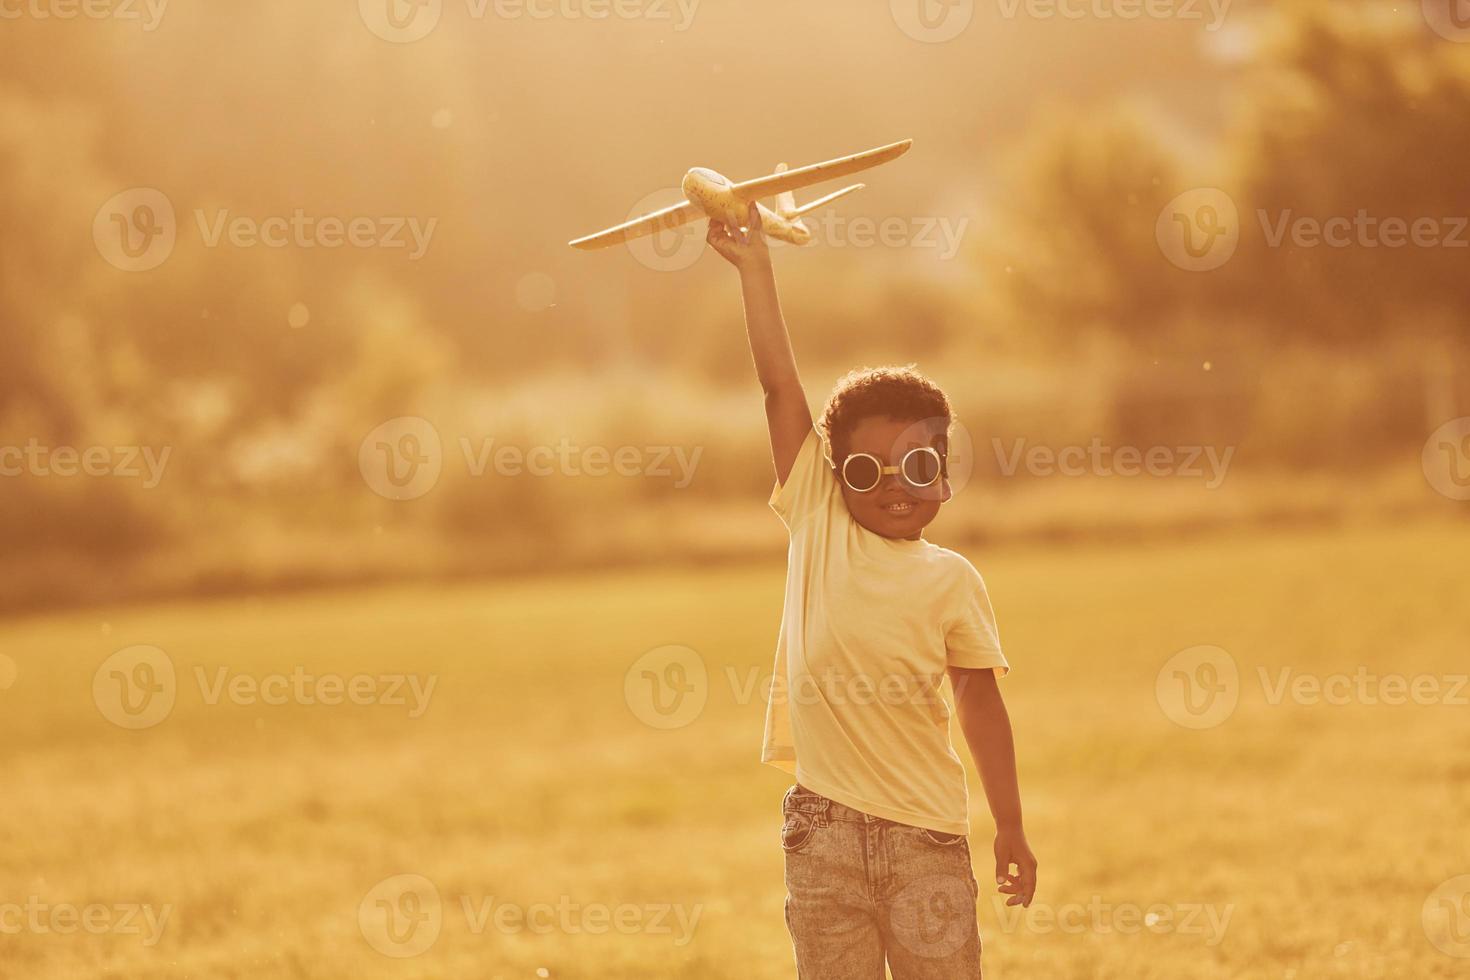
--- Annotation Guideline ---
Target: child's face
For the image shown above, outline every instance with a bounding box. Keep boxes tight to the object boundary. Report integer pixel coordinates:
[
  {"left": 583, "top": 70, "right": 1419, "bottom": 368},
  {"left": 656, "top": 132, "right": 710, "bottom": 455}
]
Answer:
[{"left": 835, "top": 415, "right": 951, "bottom": 541}]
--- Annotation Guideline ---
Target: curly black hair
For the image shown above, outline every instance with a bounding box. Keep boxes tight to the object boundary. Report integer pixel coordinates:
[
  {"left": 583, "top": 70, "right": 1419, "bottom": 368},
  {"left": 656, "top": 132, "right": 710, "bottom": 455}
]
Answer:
[{"left": 817, "top": 365, "right": 953, "bottom": 458}]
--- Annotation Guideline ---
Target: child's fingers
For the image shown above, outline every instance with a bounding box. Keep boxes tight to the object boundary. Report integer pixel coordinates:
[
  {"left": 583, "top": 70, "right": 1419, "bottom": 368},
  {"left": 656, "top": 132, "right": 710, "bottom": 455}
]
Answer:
[
  {"left": 1018, "top": 863, "right": 1037, "bottom": 908},
  {"left": 747, "top": 200, "right": 763, "bottom": 231},
  {"left": 706, "top": 221, "right": 735, "bottom": 258}
]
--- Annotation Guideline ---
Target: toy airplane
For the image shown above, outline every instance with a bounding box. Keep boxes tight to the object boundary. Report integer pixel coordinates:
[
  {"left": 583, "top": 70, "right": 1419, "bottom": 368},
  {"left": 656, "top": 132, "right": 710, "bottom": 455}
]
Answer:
[{"left": 568, "top": 139, "right": 913, "bottom": 250}]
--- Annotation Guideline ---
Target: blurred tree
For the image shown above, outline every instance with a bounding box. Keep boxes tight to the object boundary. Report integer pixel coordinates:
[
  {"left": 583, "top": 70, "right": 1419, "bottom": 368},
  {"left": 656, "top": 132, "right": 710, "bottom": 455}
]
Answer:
[{"left": 993, "top": 4, "right": 1470, "bottom": 353}]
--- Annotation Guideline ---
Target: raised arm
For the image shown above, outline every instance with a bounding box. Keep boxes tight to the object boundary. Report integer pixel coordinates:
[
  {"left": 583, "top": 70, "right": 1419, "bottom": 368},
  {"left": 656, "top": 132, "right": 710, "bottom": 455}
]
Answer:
[{"left": 706, "top": 202, "right": 813, "bottom": 484}]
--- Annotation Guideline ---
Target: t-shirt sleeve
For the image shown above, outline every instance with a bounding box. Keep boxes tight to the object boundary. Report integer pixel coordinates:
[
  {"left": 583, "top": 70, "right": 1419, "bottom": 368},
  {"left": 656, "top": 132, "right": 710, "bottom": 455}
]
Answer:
[
  {"left": 769, "top": 427, "right": 839, "bottom": 531},
  {"left": 945, "top": 567, "right": 1009, "bottom": 674}
]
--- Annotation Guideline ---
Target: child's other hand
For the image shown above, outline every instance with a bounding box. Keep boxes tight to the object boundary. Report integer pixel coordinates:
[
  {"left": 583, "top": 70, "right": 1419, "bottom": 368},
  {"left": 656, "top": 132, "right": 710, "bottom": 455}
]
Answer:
[
  {"left": 994, "top": 827, "right": 1038, "bottom": 908},
  {"left": 706, "top": 201, "right": 771, "bottom": 273}
]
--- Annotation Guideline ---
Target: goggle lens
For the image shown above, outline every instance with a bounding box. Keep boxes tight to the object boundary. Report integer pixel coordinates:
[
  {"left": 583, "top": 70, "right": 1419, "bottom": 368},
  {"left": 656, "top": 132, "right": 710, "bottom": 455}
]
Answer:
[
  {"left": 904, "top": 448, "right": 941, "bottom": 487},
  {"left": 841, "top": 454, "right": 883, "bottom": 492}
]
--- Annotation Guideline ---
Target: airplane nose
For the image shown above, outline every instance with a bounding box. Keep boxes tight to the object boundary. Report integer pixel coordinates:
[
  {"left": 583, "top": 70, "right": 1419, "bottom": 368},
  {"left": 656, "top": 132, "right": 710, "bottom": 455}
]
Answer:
[{"left": 680, "top": 170, "right": 705, "bottom": 200}]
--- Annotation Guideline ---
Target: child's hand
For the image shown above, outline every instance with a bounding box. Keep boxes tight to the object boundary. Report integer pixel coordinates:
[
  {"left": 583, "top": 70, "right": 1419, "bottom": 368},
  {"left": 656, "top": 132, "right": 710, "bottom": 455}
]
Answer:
[
  {"left": 706, "top": 201, "right": 771, "bottom": 273},
  {"left": 994, "top": 827, "right": 1038, "bottom": 908}
]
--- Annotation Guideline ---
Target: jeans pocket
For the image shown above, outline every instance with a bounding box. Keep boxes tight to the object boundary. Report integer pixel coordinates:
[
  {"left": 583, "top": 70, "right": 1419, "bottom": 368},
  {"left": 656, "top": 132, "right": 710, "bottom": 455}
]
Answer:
[
  {"left": 780, "top": 810, "right": 815, "bottom": 852},
  {"left": 919, "top": 828, "right": 967, "bottom": 847}
]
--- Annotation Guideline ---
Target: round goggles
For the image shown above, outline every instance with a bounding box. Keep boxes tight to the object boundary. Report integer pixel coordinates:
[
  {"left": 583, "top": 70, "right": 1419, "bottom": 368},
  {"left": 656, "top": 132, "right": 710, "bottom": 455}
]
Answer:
[{"left": 839, "top": 446, "right": 946, "bottom": 493}]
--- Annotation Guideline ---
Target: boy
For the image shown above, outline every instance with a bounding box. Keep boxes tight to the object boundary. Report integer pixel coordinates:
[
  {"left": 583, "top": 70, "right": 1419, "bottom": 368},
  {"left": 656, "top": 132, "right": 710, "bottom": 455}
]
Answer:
[{"left": 707, "top": 204, "right": 1037, "bottom": 979}]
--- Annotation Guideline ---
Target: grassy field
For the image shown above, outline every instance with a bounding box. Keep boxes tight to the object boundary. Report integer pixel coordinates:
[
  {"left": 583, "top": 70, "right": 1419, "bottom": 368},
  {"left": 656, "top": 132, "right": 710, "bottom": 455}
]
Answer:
[{"left": 2, "top": 518, "right": 1469, "bottom": 979}]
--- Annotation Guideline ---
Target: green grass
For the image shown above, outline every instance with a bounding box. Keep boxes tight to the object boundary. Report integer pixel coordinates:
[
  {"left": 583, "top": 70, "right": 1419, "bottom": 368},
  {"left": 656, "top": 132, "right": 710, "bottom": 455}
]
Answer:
[{"left": 2, "top": 519, "right": 1469, "bottom": 978}]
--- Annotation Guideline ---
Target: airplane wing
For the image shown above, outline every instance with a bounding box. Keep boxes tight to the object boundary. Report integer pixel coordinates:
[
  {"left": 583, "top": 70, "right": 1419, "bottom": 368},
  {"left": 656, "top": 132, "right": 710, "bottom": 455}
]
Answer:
[
  {"left": 568, "top": 199, "right": 703, "bottom": 250},
  {"left": 730, "top": 139, "right": 912, "bottom": 203}
]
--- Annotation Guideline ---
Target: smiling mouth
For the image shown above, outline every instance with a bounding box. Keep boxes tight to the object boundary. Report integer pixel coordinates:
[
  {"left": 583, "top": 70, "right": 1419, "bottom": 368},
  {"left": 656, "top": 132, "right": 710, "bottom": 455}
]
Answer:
[{"left": 881, "top": 501, "right": 915, "bottom": 515}]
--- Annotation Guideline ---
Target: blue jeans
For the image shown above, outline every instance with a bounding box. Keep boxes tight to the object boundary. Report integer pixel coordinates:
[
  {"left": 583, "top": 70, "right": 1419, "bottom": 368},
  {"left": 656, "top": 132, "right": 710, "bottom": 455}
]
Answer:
[{"left": 781, "top": 784, "right": 982, "bottom": 979}]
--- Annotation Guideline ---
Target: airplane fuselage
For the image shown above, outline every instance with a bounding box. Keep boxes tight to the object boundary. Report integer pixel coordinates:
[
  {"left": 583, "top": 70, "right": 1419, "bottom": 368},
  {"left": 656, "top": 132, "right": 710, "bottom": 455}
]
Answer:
[{"left": 681, "top": 168, "right": 813, "bottom": 246}]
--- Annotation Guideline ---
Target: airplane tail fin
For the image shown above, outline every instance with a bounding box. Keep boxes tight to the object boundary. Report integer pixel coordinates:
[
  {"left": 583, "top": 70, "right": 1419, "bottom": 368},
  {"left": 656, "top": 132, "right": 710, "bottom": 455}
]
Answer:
[
  {"left": 787, "top": 182, "right": 866, "bottom": 219},
  {"left": 770, "top": 158, "right": 865, "bottom": 221}
]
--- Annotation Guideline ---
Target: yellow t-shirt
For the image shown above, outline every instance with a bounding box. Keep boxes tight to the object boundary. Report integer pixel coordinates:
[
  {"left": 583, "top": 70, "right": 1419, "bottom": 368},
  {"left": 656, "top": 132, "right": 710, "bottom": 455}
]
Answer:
[{"left": 761, "top": 427, "right": 1009, "bottom": 835}]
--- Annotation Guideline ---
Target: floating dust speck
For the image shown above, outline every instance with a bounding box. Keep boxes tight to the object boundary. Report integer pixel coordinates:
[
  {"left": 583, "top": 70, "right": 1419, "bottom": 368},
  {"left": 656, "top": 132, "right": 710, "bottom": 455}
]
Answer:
[
  {"left": 515, "top": 272, "right": 556, "bottom": 313},
  {"left": 288, "top": 303, "right": 310, "bottom": 329},
  {"left": 431, "top": 107, "right": 453, "bottom": 129}
]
